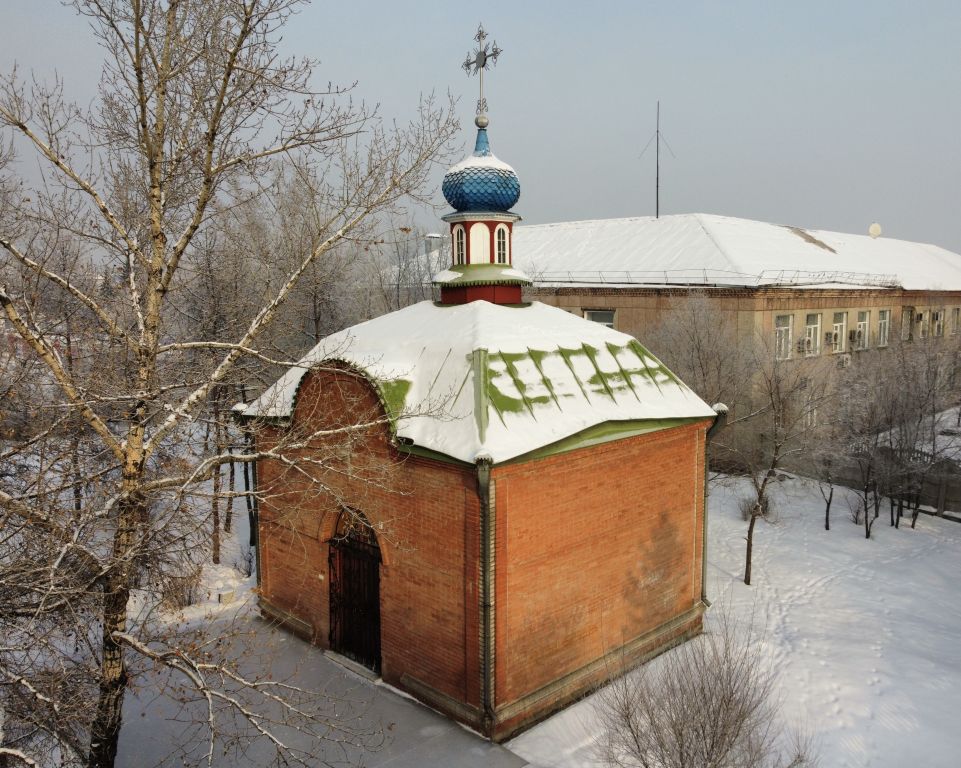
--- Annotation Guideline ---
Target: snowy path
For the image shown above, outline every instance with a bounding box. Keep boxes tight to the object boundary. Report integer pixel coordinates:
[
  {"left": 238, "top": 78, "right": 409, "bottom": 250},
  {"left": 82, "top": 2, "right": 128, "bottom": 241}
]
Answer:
[
  {"left": 118, "top": 618, "right": 527, "bottom": 768},
  {"left": 510, "top": 475, "right": 961, "bottom": 768}
]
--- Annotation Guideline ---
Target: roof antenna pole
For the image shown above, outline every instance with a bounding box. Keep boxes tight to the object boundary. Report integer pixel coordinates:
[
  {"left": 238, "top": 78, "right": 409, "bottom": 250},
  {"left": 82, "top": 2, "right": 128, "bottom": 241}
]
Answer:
[{"left": 640, "top": 102, "right": 675, "bottom": 219}]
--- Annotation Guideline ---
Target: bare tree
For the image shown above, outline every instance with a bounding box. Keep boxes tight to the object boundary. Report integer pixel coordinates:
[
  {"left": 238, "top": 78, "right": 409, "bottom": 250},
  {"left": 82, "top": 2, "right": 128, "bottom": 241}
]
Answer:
[
  {"left": 819, "top": 336, "right": 960, "bottom": 535},
  {"left": 642, "top": 291, "right": 748, "bottom": 409},
  {"left": 721, "top": 335, "right": 830, "bottom": 586},
  {"left": 595, "top": 611, "right": 818, "bottom": 768},
  {"left": 881, "top": 338, "right": 959, "bottom": 528},
  {"left": 813, "top": 458, "right": 834, "bottom": 531},
  {"left": 349, "top": 219, "right": 447, "bottom": 316},
  {"left": 644, "top": 296, "right": 834, "bottom": 584},
  {"left": 0, "top": 2, "right": 457, "bottom": 766}
]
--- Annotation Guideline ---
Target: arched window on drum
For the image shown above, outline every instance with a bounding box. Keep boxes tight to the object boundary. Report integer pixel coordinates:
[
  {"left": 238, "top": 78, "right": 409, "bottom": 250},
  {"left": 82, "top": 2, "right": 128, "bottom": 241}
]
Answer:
[
  {"left": 453, "top": 225, "right": 466, "bottom": 265},
  {"left": 495, "top": 225, "right": 509, "bottom": 264}
]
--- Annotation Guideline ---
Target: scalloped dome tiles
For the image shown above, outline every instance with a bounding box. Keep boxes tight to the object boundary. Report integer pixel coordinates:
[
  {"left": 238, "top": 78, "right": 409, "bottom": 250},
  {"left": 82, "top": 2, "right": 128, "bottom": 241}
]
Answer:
[{"left": 442, "top": 127, "right": 520, "bottom": 212}]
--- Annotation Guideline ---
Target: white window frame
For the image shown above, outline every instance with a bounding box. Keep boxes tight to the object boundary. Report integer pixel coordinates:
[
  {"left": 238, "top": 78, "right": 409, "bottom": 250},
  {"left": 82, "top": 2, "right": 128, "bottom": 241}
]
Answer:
[
  {"left": 775, "top": 314, "right": 793, "bottom": 360},
  {"left": 453, "top": 225, "right": 466, "bottom": 265},
  {"left": 831, "top": 312, "right": 847, "bottom": 353},
  {"left": 933, "top": 309, "right": 945, "bottom": 337},
  {"left": 878, "top": 309, "right": 891, "bottom": 347},
  {"left": 855, "top": 311, "right": 870, "bottom": 350},
  {"left": 584, "top": 309, "right": 615, "bottom": 328},
  {"left": 494, "top": 225, "right": 508, "bottom": 264},
  {"left": 952, "top": 307, "right": 960, "bottom": 335},
  {"left": 803, "top": 313, "right": 821, "bottom": 356},
  {"left": 919, "top": 310, "right": 930, "bottom": 340}
]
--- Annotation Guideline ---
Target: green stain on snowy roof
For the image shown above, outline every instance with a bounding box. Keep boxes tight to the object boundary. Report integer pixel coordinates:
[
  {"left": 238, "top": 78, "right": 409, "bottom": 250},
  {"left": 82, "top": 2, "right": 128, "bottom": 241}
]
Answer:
[
  {"left": 627, "top": 340, "right": 683, "bottom": 388},
  {"left": 486, "top": 351, "right": 553, "bottom": 424},
  {"left": 371, "top": 340, "right": 687, "bottom": 436},
  {"left": 477, "top": 341, "right": 690, "bottom": 429},
  {"left": 605, "top": 342, "right": 641, "bottom": 401},
  {"left": 377, "top": 378, "right": 412, "bottom": 423},
  {"left": 581, "top": 343, "right": 618, "bottom": 401},
  {"left": 556, "top": 346, "right": 591, "bottom": 402},
  {"left": 527, "top": 348, "right": 562, "bottom": 409}
]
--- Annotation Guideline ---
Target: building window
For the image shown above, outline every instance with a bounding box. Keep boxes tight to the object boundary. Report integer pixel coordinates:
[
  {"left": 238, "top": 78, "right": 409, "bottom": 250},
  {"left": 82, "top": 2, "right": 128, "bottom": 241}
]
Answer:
[
  {"left": 453, "top": 226, "right": 466, "bottom": 265},
  {"left": 802, "top": 313, "right": 821, "bottom": 356},
  {"left": 952, "top": 307, "right": 960, "bottom": 334},
  {"left": 933, "top": 309, "right": 945, "bottom": 337},
  {"left": 775, "top": 314, "right": 793, "bottom": 360},
  {"left": 878, "top": 309, "right": 891, "bottom": 347},
  {"left": 495, "top": 226, "right": 508, "bottom": 264},
  {"left": 584, "top": 309, "right": 615, "bottom": 328},
  {"left": 919, "top": 310, "right": 930, "bottom": 340},
  {"left": 830, "top": 312, "right": 847, "bottom": 353},
  {"left": 901, "top": 307, "right": 914, "bottom": 341},
  {"left": 855, "top": 311, "right": 870, "bottom": 350}
]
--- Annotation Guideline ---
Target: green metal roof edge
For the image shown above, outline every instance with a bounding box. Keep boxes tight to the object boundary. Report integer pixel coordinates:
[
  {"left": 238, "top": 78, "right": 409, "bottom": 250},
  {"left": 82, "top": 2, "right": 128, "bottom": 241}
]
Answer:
[
  {"left": 395, "top": 441, "right": 475, "bottom": 467},
  {"left": 496, "top": 416, "right": 711, "bottom": 466},
  {"left": 395, "top": 416, "right": 710, "bottom": 468}
]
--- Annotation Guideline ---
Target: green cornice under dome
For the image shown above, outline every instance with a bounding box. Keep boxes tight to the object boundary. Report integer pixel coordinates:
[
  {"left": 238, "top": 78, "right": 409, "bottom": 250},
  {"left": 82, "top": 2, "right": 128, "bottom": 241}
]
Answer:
[{"left": 432, "top": 263, "right": 532, "bottom": 288}]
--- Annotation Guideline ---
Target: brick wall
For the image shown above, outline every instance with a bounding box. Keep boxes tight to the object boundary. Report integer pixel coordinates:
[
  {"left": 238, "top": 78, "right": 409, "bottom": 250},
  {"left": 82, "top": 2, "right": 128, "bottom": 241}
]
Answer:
[
  {"left": 255, "top": 366, "right": 482, "bottom": 715},
  {"left": 490, "top": 420, "right": 709, "bottom": 737},
  {"left": 255, "top": 363, "right": 711, "bottom": 739}
]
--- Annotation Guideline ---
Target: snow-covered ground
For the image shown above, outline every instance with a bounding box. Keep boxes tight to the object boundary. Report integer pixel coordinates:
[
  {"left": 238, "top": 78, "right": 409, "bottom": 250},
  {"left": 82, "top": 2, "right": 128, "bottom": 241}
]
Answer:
[
  {"left": 133, "top": 473, "right": 961, "bottom": 767},
  {"left": 510, "top": 474, "right": 961, "bottom": 768}
]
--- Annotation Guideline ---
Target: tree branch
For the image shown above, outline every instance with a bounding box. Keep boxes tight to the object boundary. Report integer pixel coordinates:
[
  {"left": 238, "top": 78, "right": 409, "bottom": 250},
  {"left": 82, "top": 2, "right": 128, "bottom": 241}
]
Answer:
[
  {"left": 0, "top": 286, "right": 124, "bottom": 463},
  {"left": 0, "top": 105, "right": 145, "bottom": 265},
  {"left": 0, "top": 234, "right": 134, "bottom": 345}
]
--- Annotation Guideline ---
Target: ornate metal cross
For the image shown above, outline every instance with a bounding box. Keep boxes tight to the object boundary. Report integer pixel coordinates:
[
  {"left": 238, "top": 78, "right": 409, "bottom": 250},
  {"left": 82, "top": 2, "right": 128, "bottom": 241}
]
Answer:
[{"left": 462, "top": 23, "right": 502, "bottom": 122}]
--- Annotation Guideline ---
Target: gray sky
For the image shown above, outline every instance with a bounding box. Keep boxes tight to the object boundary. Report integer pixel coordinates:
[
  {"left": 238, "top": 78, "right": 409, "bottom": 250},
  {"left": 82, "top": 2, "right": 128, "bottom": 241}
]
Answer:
[{"left": 3, "top": 0, "right": 960, "bottom": 251}]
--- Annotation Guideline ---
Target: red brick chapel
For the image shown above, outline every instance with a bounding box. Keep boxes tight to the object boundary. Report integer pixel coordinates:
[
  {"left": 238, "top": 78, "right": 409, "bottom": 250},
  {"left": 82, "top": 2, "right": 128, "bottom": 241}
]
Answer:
[{"left": 239, "top": 26, "right": 718, "bottom": 741}]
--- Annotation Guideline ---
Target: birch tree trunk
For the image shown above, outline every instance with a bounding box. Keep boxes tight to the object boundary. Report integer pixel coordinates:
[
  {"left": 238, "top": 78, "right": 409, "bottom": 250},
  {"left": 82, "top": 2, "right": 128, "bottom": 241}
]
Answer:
[{"left": 0, "top": 2, "right": 457, "bottom": 764}]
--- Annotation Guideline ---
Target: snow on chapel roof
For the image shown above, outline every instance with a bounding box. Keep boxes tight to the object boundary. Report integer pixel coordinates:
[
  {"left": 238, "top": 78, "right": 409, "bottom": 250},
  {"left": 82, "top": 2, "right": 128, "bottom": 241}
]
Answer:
[
  {"left": 241, "top": 300, "right": 715, "bottom": 465},
  {"left": 514, "top": 213, "right": 961, "bottom": 291}
]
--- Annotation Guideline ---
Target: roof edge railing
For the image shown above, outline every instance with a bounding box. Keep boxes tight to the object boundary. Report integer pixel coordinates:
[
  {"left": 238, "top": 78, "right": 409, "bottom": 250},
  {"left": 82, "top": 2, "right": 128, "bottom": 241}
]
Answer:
[{"left": 527, "top": 269, "right": 901, "bottom": 288}]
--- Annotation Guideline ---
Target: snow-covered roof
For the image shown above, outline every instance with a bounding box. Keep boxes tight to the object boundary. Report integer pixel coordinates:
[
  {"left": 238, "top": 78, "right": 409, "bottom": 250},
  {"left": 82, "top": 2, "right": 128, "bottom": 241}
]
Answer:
[
  {"left": 241, "top": 300, "right": 715, "bottom": 464},
  {"left": 514, "top": 213, "right": 961, "bottom": 291}
]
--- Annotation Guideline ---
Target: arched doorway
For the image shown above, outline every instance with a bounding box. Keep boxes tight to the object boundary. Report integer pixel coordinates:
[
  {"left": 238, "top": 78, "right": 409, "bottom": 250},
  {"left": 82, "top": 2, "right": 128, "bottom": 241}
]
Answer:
[{"left": 328, "top": 509, "right": 381, "bottom": 673}]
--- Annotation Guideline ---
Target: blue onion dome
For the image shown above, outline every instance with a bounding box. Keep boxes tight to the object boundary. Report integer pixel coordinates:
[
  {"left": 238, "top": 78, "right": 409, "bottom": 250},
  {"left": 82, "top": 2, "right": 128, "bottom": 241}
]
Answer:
[{"left": 442, "top": 127, "right": 520, "bottom": 212}]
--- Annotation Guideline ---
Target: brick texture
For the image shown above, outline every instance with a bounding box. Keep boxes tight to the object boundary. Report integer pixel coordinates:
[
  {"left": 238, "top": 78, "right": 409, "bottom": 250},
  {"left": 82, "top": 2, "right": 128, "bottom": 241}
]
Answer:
[
  {"left": 489, "top": 422, "right": 708, "bottom": 737},
  {"left": 256, "top": 367, "right": 481, "bottom": 712},
  {"left": 254, "top": 363, "right": 711, "bottom": 739}
]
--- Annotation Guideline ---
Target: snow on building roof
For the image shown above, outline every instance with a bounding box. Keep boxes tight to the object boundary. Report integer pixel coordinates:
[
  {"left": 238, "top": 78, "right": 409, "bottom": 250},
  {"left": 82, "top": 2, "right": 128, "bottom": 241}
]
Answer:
[
  {"left": 241, "top": 300, "right": 715, "bottom": 464},
  {"left": 514, "top": 213, "right": 961, "bottom": 291}
]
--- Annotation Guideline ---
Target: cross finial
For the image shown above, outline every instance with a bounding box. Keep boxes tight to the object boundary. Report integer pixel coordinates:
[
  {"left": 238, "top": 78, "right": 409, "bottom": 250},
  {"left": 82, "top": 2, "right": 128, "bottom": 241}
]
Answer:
[{"left": 461, "top": 23, "right": 502, "bottom": 128}]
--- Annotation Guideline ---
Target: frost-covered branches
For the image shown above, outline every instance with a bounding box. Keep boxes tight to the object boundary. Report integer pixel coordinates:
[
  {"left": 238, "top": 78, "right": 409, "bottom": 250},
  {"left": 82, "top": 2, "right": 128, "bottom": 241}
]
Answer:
[
  {"left": 596, "top": 612, "right": 818, "bottom": 768},
  {"left": 820, "top": 337, "right": 961, "bottom": 533},
  {"left": 0, "top": 1, "right": 457, "bottom": 764}
]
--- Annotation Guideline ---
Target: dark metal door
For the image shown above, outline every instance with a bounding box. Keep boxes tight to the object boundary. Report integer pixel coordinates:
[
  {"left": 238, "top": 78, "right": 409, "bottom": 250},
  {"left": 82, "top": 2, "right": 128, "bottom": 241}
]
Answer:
[{"left": 328, "top": 516, "right": 381, "bottom": 673}]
